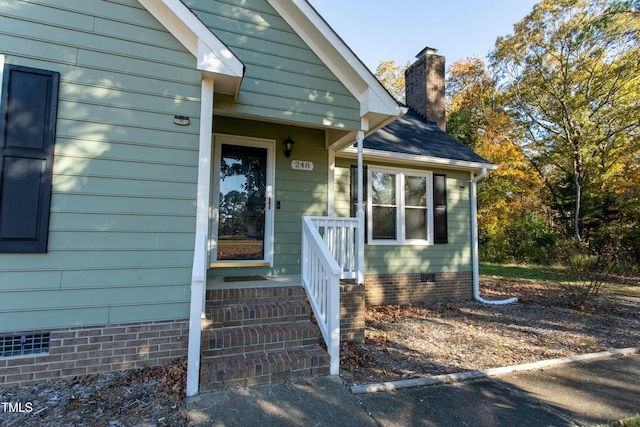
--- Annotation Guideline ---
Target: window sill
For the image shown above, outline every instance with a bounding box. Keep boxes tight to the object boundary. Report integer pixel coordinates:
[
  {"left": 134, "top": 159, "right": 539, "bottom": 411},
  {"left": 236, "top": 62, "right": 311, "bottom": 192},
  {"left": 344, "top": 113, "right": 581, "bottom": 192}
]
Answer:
[{"left": 367, "top": 240, "right": 432, "bottom": 246}]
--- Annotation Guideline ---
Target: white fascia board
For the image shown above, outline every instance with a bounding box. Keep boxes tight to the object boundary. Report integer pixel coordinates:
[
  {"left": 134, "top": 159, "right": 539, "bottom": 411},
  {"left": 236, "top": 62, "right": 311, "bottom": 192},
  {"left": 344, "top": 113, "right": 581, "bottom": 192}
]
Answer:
[
  {"left": 340, "top": 147, "right": 499, "bottom": 172},
  {"left": 138, "top": 0, "right": 243, "bottom": 96},
  {"left": 266, "top": 0, "right": 400, "bottom": 126},
  {"left": 360, "top": 86, "right": 399, "bottom": 120}
]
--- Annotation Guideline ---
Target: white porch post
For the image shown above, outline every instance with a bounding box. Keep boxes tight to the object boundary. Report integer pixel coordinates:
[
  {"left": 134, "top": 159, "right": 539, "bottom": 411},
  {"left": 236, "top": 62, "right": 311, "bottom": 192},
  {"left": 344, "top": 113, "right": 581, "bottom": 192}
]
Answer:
[
  {"left": 187, "top": 77, "right": 214, "bottom": 396},
  {"left": 328, "top": 148, "right": 335, "bottom": 216},
  {"left": 356, "top": 130, "right": 365, "bottom": 285}
]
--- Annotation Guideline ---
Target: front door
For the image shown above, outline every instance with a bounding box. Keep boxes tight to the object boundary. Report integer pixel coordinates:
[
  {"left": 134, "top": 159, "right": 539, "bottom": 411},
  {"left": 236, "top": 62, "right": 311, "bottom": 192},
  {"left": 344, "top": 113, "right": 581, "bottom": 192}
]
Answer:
[{"left": 210, "top": 135, "right": 274, "bottom": 266}]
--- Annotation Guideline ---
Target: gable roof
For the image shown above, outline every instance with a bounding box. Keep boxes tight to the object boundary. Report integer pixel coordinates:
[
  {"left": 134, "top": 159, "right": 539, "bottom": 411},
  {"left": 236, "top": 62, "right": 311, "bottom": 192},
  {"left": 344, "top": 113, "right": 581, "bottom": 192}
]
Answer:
[
  {"left": 137, "top": 1, "right": 491, "bottom": 171},
  {"left": 343, "top": 108, "right": 497, "bottom": 171},
  {"left": 138, "top": 0, "right": 244, "bottom": 96},
  {"left": 267, "top": 1, "right": 400, "bottom": 139},
  {"left": 139, "top": 0, "right": 400, "bottom": 146}
]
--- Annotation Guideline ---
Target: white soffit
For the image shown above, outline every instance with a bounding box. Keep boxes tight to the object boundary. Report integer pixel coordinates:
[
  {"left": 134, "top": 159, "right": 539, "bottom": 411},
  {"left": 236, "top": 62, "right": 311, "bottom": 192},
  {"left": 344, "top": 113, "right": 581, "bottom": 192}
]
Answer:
[
  {"left": 138, "top": 0, "right": 244, "bottom": 96},
  {"left": 266, "top": 0, "right": 400, "bottom": 128}
]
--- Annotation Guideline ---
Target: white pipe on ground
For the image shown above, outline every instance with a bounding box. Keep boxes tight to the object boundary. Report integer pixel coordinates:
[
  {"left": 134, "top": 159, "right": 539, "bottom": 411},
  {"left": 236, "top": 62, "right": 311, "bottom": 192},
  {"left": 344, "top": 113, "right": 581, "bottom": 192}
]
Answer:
[{"left": 471, "top": 168, "right": 517, "bottom": 305}]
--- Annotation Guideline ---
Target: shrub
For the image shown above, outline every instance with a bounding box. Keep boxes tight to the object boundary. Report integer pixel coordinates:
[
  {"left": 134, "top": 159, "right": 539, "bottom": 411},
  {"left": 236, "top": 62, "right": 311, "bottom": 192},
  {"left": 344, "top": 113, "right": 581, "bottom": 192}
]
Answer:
[
  {"left": 558, "top": 247, "right": 614, "bottom": 310},
  {"left": 480, "top": 211, "right": 556, "bottom": 264}
]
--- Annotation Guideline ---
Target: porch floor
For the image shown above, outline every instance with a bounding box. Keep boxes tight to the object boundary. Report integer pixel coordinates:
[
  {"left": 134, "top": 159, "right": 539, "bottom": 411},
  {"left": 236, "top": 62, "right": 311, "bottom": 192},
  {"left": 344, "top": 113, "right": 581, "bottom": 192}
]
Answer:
[{"left": 207, "top": 274, "right": 302, "bottom": 290}]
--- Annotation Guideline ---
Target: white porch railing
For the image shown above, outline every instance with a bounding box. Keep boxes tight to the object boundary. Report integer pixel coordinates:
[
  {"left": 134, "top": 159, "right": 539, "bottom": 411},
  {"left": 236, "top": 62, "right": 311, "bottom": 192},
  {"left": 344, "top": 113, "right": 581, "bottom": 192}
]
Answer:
[
  {"left": 301, "top": 216, "right": 346, "bottom": 375},
  {"left": 307, "top": 216, "right": 359, "bottom": 280}
]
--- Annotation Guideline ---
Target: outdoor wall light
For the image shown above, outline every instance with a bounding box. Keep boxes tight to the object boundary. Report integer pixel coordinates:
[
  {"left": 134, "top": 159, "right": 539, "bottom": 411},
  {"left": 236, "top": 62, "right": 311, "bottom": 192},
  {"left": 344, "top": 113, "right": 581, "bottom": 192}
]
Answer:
[
  {"left": 173, "top": 115, "right": 190, "bottom": 126},
  {"left": 283, "top": 136, "right": 295, "bottom": 158}
]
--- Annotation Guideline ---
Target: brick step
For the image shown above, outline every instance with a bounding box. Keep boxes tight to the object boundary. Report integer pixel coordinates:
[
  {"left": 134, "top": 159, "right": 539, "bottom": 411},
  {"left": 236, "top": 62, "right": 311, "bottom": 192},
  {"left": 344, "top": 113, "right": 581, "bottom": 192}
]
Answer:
[
  {"left": 205, "top": 286, "right": 308, "bottom": 307},
  {"left": 201, "top": 321, "right": 322, "bottom": 358},
  {"left": 203, "top": 300, "right": 312, "bottom": 329},
  {"left": 199, "top": 345, "right": 330, "bottom": 391}
]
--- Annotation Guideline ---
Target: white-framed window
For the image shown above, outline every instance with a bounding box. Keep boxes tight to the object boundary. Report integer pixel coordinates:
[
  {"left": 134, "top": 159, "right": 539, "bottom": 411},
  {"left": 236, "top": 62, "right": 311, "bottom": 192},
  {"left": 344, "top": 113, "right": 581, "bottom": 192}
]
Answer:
[{"left": 367, "top": 166, "right": 434, "bottom": 245}]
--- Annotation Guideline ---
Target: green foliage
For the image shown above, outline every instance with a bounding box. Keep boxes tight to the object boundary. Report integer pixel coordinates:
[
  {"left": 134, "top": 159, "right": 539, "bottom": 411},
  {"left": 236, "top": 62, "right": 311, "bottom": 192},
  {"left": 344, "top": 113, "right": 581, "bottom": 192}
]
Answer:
[
  {"left": 378, "top": 0, "right": 640, "bottom": 270},
  {"left": 491, "top": 0, "right": 640, "bottom": 249},
  {"left": 480, "top": 210, "right": 556, "bottom": 264},
  {"left": 446, "top": 57, "right": 554, "bottom": 265}
]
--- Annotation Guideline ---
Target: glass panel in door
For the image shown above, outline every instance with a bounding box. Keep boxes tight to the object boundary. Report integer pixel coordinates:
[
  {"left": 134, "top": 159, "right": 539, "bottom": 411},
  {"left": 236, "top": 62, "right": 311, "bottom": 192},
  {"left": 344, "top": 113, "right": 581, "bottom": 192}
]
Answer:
[{"left": 217, "top": 144, "right": 267, "bottom": 260}]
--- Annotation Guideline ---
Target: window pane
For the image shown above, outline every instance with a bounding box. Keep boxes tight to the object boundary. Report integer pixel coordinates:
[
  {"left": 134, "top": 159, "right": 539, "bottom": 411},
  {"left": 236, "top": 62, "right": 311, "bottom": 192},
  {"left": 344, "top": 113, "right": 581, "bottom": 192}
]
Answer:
[
  {"left": 405, "top": 207, "right": 427, "bottom": 240},
  {"left": 371, "top": 172, "right": 396, "bottom": 205},
  {"left": 217, "top": 144, "right": 267, "bottom": 260},
  {"left": 405, "top": 176, "right": 426, "bottom": 207},
  {"left": 372, "top": 206, "right": 396, "bottom": 239}
]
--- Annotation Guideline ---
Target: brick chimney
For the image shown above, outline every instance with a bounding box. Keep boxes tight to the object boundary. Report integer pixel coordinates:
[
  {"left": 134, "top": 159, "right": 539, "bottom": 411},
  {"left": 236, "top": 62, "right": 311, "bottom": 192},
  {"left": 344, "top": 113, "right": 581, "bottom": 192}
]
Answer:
[{"left": 405, "top": 46, "right": 446, "bottom": 131}]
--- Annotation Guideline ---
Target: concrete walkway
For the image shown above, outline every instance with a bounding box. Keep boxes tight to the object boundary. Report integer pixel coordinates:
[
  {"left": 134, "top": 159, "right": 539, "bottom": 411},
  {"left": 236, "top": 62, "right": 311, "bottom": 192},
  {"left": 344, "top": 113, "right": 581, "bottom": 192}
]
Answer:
[{"left": 186, "top": 352, "right": 640, "bottom": 426}]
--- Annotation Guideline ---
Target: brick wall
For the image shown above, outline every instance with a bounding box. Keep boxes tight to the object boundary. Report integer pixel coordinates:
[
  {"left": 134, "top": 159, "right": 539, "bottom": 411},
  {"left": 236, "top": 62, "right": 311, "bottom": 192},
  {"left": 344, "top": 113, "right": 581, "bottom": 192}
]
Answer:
[
  {"left": 405, "top": 47, "right": 446, "bottom": 131},
  {"left": 1, "top": 320, "right": 189, "bottom": 388},
  {"left": 340, "top": 283, "right": 365, "bottom": 343},
  {"left": 365, "top": 272, "right": 473, "bottom": 306}
]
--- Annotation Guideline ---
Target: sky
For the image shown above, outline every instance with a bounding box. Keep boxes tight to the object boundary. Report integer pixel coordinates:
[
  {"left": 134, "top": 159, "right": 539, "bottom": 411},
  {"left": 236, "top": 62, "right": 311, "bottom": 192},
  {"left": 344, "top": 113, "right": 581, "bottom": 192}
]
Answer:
[{"left": 307, "top": 0, "right": 539, "bottom": 73}]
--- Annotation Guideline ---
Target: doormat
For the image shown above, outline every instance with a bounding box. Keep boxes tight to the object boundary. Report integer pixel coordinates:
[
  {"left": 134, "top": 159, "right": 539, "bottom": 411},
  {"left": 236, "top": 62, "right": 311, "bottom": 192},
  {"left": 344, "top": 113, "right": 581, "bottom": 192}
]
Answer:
[{"left": 223, "top": 275, "right": 267, "bottom": 282}]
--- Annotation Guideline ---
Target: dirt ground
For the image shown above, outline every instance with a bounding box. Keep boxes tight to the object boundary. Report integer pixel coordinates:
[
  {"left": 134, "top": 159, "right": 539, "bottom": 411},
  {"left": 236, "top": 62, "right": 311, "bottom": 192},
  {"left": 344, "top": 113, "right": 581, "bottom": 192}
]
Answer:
[
  {"left": 1, "top": 358, "right": 189, "bottom": 426},
  {"left": 340, "top": 276, "right": 640, "bottom": 386},
  {"left": 2, "top": 275, "right": 639, "bottom": 426}
]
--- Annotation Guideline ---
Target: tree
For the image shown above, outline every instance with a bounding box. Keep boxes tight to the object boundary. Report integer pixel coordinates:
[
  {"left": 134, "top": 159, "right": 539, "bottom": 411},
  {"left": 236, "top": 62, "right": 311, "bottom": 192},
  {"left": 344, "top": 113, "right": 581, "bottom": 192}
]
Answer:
[
  {"left": 447, "top": 57, "right": 553, "bottom": 263},
  {"left": 375, "top": 60, "right": 411, "bottom": 102},
  {"left": 491, "top": 0, "right": 640, "bottom": 246}
]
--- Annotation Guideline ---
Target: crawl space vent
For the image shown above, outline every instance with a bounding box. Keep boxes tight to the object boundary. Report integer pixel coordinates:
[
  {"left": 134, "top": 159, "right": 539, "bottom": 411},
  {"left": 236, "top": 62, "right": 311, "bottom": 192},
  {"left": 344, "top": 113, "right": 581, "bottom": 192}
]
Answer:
[
  {"left": 420, "top": 273, "right": 436, "bottom": 283},
  {"left": 0, "top": 333, "right": 50, "bottom": 357}
]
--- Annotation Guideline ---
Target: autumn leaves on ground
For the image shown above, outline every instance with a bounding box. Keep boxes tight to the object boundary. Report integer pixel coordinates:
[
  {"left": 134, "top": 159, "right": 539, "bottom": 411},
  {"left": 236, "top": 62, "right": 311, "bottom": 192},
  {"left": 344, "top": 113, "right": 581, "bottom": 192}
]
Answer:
[
  {"left": 341, "top": 266, "right": 640, "bottom": 386},
  {"left": 4, "top": 265, "right": 638, "bottom": 426}
]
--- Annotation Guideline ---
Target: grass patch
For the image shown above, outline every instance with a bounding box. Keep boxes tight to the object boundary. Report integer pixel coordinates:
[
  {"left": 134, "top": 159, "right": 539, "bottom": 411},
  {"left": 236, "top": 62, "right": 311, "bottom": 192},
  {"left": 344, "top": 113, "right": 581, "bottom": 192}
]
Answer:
[
  {"left": 621, "top": 415, "right": 640, "bottom": 426},
  {"left": 608, "top": 282, "right": 640, "bottom": 299},
  {"left": 595, "top": 414, "right": 640, "bottom": 427},
  {"left": 480, "top": 263, "right": 561, "bottom": 283},
  {"left": 481, "top": 263, "right": 640, "bottom": 302}
]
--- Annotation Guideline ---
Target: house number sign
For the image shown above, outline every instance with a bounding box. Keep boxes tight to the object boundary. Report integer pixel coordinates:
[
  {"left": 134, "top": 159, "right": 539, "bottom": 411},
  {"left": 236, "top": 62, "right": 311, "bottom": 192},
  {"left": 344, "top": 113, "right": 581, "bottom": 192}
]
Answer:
[{"left": 291, "top": 160, "right": 314, "bottom": 171}]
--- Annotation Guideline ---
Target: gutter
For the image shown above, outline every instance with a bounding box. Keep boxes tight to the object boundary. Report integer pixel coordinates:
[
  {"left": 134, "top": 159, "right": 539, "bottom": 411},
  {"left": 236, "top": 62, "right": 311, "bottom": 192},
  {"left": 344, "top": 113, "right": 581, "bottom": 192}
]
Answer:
[
  {"left": 339, "top": 146, "right": 499, "bottom": 172},
  {"left": 471, "top": 169, "right": 517, "bottom": 305}
]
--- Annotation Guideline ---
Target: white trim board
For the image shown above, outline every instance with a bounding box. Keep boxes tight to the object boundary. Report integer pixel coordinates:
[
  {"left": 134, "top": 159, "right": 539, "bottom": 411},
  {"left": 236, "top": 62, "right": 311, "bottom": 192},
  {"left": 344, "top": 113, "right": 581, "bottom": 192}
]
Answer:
[{"left": 138, "top": 0, "right": 243, "bottom": 96}]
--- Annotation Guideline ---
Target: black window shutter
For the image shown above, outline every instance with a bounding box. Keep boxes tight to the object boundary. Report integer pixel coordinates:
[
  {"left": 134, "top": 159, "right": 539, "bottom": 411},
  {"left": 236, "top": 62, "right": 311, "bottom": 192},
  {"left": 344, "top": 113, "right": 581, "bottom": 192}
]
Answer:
[
  {"left": 0, "top": 64, "right": 60, "bottom": 253},
  {"left": 433, "top": 174, "right": 448, "bottom": 244},
  {"left": 350, "top": 165, "right": 367, "bottom": 242}
]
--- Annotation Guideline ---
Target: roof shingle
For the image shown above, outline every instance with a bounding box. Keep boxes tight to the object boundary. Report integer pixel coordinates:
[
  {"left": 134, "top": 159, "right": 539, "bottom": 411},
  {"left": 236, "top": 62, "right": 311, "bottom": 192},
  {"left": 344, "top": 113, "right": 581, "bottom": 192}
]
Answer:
[{"left": 364, "top": 108, "right": 492, "bottom": 166}]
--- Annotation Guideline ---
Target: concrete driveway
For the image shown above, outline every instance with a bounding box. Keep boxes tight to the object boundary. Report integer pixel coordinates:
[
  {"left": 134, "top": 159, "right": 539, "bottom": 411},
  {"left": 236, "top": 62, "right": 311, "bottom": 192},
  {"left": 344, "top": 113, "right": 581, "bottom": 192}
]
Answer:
[{"left": 187, "top": 352, "right": 640, "bottom": 426}]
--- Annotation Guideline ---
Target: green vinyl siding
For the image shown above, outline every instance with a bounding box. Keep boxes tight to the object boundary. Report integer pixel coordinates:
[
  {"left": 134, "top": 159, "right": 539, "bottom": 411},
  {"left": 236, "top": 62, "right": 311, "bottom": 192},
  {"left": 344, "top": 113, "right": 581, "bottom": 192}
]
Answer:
[
  {"left": 0, "top": 0, "right": 200, "bottom": 332},
  {"left": 211, "top": 116, "right": 328, "bottom": 277},
  {"left": 184, "top": 0, "right": 361, "bottom": 130},
  {"left": 334, "top": 158, "right": 473, "bottom": 275}
]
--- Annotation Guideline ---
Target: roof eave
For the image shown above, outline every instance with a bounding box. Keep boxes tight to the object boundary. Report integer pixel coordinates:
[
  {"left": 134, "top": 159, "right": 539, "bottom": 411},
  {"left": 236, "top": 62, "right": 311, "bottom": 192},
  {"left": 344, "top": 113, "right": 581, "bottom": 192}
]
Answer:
[
  {"left": 266, "top": 0, "right": 401, "bottom": 131},
  {"left": 339, "top": 146, "right": 499, "bottom": 172},
  {"left": 138, "top": 0, "right": 244, "bottom": 96}
]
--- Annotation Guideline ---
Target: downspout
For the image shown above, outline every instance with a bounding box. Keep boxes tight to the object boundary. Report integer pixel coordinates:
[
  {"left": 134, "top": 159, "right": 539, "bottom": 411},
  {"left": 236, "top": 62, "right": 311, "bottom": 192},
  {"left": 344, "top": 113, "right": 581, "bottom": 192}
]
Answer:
[
  {"left": 471, "top": 168, "right": 517, "bottom": 305},
  {"left": 356, "top": 130, "right": 365, "bottom": 285}
]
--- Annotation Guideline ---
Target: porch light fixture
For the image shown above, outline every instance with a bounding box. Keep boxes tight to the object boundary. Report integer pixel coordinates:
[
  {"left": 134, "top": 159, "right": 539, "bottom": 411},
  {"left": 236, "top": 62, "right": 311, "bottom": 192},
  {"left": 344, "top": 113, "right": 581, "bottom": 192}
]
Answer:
[{"left": 283, "top": 136, "right": 295, "bottom": 158}]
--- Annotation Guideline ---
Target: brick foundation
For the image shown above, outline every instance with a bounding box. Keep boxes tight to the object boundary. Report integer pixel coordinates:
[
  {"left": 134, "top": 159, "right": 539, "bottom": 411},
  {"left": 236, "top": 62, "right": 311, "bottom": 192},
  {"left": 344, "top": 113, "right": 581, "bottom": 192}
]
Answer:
[
  {"left": 340, "top": 283, "right": 365, "bottom": 343},
  {"left": 0, "top": 320, "right": 189, "bottom": 388},
  {"left": 365, "top": 272, "right": 473, "bottom": 306}
]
